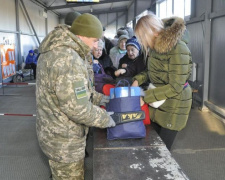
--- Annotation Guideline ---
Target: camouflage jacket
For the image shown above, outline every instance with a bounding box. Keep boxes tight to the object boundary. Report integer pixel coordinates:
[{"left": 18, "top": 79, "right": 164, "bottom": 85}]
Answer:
[{"left": 36, "top": 24, "right": 111, "bottom": 163}]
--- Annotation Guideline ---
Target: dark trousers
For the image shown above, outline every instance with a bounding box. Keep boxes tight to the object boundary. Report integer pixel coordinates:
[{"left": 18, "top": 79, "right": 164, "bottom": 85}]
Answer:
[
  {"left": 151, "top": 122, "right": 178, "bottom": 150},
  {"left": 30, "top": 63, "right": 36, "bottom": 79}
]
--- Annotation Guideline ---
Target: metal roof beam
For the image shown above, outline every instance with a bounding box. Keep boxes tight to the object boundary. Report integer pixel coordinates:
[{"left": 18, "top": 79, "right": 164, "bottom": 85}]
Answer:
[
  {"left": 107, "top": 11, "right": 126, "bottom": 26},
  {"left": 47, "top": 0, "right": 129, "bottom": 10}
]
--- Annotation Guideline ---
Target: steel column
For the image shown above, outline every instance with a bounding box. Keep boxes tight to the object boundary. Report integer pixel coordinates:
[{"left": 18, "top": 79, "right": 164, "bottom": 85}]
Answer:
[
  {"left": 45, "top": 11, "right": 48, "bottom": 36},
  {"left": 116, "top": 12, "right": 118, "bottom": 30},
  {"left": 15, "top": 0, "right": 22, "bottom": 69},
  {"left": 202, "top": 0, "right": 212, "bottom": 111},
  {"left": 133, "top": 0, "right": 137, "bottom": 27}
]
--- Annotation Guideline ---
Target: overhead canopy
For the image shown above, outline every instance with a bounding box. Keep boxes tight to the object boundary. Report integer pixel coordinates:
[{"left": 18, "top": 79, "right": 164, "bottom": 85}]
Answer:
[{"left": 38, "top": 0, "right": 132, "bottom": 17}]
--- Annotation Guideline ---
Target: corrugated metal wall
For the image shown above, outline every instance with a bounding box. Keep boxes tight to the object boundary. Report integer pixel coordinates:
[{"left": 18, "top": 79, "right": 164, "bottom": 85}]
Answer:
[
  {"left": 186, "top": 23, "right": 204, "bottom": 83},
  {"left": 210, "top": 16, "right": 225, "bottom": 108},
  {"left": 209, "top": 0, "right": 225, "bottom": 108},
  {"left": 187, "top": 0, "right": 225, "bottom": 110}
]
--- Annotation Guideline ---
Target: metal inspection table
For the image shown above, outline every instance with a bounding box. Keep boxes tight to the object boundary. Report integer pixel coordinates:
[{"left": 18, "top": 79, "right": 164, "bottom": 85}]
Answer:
[{"left": 93, "top": 126, "right": 189, "bottom": 180}]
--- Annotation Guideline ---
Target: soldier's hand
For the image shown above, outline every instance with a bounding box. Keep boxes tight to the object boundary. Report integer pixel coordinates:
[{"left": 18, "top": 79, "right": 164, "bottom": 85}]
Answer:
[
  {"left": 107, "top": 116, "right": 116, "bottom": 127},
  {"left": 107, "top": 111, "right": 114, "bottom": 116},
  {"left": 100, "top": 95, "right": 110, "bottom": 107}
]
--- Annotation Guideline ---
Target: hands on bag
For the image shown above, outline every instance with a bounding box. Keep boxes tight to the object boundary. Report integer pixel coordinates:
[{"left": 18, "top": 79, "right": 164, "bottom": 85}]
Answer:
[
  {"left": 132, "top": 80, "right": 139, "bottom": 87},
  {"left": 107, "top": 111, "right": 114, "bottom": 116},
  {"left": 93, "top": 60, "right": 99, "bottom": 64},
  {"left": 100, "top": 95, "right": 110, "bottom": 107},
  {"left": 115, "top": 69, "right": 126, "bottom": 77},
  {"left": 131, "top": 80, "right": 145, "bottom": 106},
  {"left": 106, "top": 79, "right": 146, "bottom": 140},
  {"left": 140, "top": 97, "right": 145, "bottom": 106}
]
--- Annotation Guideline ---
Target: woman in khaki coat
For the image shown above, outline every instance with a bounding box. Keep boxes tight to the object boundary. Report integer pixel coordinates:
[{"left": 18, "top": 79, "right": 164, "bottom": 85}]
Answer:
[{"left": 132, "top": 13, "right": 192, "bottom": 150}]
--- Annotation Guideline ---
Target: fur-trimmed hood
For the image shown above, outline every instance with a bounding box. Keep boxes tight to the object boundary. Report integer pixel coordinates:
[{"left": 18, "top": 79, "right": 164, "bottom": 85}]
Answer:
[{"left": 154, "top": 17, "right": 186, "bottom": 54}]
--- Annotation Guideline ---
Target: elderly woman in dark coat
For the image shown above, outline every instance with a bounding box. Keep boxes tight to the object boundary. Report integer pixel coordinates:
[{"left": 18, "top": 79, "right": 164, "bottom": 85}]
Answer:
[
  {"left": 92, "top": 39, "right": 116, "bottom": 78},
  {"left": 114, "top": 36, "right": 146, "bottom": 83},
  {"left": 92, "top": 39, "right": 113, "bottom": 69},
  {"left": 132, "top": 13, "right": 192, "bottom": 150}
]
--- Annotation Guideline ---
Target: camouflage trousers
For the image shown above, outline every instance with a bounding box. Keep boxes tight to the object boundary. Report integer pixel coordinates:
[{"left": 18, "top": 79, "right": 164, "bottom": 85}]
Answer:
[{"left": 49, "top": 159, "right": 84, "bottom": 180}]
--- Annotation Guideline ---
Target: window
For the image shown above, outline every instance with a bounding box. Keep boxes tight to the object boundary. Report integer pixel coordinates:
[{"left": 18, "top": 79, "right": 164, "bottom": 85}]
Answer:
[
  {"left": 158, "top": 1, "right": 166, "bottom": 19},
  {"left": 156, "top": 0, "right": 191, "bottom": 19},
  {"left": 167, "top": 0, "right": 173, "bottom": 17},
  {"left": 174, "top": 0, "right": 184, "bottom": 18},
  {"left": 185, "top": 0, "right": 191, "bottom": 16}
]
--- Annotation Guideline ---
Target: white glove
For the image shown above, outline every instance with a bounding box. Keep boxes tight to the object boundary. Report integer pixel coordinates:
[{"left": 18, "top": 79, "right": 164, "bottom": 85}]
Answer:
[
  {"left": 107, "top": 116, "right": 116, "bottom": 127},
  {"left": 149, "top": 100, "right": 165, "bottom": 108},
  {"left": 100, "top": 95, "right": 110, "bottom": 107},
  {"left": 119, "top": 69, "right": 126, "bottom": 74},
  {"left": 148, "top": 83, "right": 166, "bottom": 108}
]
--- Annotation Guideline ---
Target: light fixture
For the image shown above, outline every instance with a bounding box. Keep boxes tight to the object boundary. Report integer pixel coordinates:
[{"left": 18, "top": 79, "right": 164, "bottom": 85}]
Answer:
[{"left": 66, "top": 0, "right": 99, "bottom": 2}]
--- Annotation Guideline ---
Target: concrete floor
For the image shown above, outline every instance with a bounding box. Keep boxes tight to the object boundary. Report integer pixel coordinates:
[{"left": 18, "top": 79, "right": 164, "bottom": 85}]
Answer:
[{"left": 0, "top": 81, "right": 225, "bottom": 180}]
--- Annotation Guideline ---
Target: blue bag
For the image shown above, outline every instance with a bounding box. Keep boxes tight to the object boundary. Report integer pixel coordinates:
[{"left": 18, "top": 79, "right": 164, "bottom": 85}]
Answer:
[
  {"left": 110, "top": 86, "right": 140, "bottom": 99},
  {"left": 107, "top": 80, "right": 140, "bottom": 112},
  {"left": 107, "top": 79, "right": 146, "bottom": 140},
  {"left": 93, "top": 63, "right": 101, "bottom": 73}
]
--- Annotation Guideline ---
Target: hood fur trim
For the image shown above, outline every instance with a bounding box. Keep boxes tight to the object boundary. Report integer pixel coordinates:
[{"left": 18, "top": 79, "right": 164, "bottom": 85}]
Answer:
[{"left": 154, "top": 17, "right": 186, "bottom": 54}]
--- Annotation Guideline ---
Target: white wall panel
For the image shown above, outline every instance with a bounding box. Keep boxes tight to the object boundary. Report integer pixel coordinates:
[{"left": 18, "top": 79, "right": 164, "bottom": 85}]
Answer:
[
  {"left": 59, "top": 17, "right": 65, "bottom": 24},
  {"left": 19, "top": 1, "right": 32, "bottom": 34},
  {"left": 47, "top": 11, "right": 59, "bottom": 33},
  {"left": 0, "top": 0, "right": 16, "bottom": 31},
  {"left": 19, "top": 0, "right": 46, "bottom": 36}
]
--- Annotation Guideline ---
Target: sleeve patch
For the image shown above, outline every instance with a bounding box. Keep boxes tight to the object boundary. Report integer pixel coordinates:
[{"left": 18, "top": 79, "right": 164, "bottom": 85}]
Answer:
[{"left": 75, "top": 86, "right": 87, "bottom": 99}]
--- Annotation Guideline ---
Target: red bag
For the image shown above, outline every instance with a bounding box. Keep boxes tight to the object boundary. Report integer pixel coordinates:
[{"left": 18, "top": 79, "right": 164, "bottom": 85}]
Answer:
[
  {"left": 102, "top": 84, "right": 115, "bottom": 96},
  {"left": 141, "top": 103, "right": 151, "bottom": 125}
]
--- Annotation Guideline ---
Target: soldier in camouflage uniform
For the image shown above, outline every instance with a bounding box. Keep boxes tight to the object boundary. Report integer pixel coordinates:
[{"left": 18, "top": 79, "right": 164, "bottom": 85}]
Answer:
[{"left": 36, "top": 13, "right": 115, "bottom": 180}]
